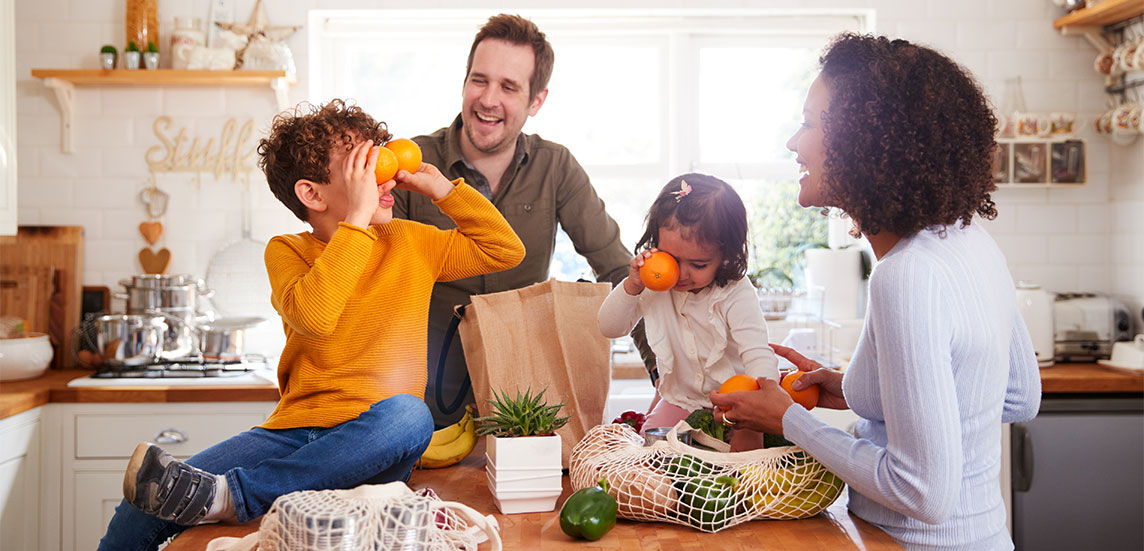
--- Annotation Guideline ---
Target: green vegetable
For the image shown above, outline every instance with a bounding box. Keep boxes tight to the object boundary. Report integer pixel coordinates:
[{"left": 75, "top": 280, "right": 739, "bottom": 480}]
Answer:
[
  {"left": 100, "top": 44, "right": 117, "bottom": 54},
  {"left": 663, "top": 454, "right": 716, "bottom": 480},
  {"left": 684, "top": 408, "right": 728, "bottom": 443},
  {"left": 126, "top": 41, "right": 139, "bottom": 52},
  {"left": 678, "top": 475, "right": 739, "bottom": 531},
  {"left": 762, "top": 433, "right": 793, "bottom": 448},
  {"left": 559, "top": 478, "right": 617, "bottom": 541}
]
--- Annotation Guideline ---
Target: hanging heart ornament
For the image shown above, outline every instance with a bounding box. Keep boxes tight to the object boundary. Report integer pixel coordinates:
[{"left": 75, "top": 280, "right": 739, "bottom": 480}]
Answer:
[
  {"left": 139, "top": 248, "right": 172, "bottom": 274},
  {"left": 139, "top": 187, "right": 170, "bottom": 218},
  {"left": 138, "top": 221, "right": 163, "bottom": 245}
]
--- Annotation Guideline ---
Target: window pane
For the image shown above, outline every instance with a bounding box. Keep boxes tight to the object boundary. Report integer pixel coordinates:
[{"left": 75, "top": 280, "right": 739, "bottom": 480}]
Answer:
[
  {"left": 698, "top": 47, "right": 819, "bottom": 165},
  {"left": 529, "top": 42, "right": 662, "bottom": 166}
]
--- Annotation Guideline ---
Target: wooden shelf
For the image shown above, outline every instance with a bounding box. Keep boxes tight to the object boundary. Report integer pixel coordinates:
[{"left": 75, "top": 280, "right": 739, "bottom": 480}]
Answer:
[
  {"left": 30, "top": 68, "right": 295, "bottom": 86},
  {"left": 1053, "top": 0, "right": 1144, "bottom": 30},
  {"left": 30, "top": 69, "right": 295, "bottom": 153}
]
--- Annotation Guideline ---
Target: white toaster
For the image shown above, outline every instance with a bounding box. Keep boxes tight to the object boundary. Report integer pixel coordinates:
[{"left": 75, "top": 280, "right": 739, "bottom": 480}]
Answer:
[{"left": 1053, "top": 293, "right": 1133, "bottom": 362}]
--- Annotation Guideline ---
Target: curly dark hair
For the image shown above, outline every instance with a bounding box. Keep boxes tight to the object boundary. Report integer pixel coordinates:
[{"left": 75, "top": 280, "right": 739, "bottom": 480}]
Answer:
[
  {"left": 634, "top": 173, "right": 748, "bottom": 288},
  {"left": 257, "top": 99, "right": 392, "bottom": 222},
  {"left": 818, "top": 33, "right": 998, "bottom": 237}
]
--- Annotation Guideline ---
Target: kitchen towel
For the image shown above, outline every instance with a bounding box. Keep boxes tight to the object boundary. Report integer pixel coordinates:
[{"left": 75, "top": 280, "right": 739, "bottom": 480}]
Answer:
[{"left": 458, "top": 278, "right": 612, "bottom": 468}]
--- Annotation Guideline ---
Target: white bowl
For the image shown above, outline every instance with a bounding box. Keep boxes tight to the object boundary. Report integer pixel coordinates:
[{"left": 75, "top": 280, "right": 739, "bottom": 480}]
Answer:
[{"left": 0, "top": 332, "right": 54, "bottom": 381}]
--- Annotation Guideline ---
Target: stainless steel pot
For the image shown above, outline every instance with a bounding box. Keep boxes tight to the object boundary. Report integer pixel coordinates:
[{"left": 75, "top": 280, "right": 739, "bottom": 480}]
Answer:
[
  {"left": 96, "top": 314, "right": 167, "bottom": 367},
  {"left": 197, "top": 316, "right": 265, "bottom": 361}
]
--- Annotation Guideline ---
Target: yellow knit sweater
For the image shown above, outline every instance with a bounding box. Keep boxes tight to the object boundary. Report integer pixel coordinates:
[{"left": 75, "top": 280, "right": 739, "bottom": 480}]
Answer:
[{"left": 261, "top": 182, "right": 525, "bottom": 429}]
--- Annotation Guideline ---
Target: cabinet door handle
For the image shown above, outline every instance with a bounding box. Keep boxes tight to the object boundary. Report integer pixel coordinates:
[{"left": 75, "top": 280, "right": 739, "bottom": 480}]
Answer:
[
  {"left": 154, "top": 428, "right": 188, "bottom": 445},
  {"left": 1011, "top": 423, "right": 1034, "bottom": 492}
]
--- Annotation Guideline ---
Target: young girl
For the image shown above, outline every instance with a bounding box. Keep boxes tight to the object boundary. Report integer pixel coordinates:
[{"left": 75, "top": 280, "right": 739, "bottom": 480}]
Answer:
[{"left": 598, "top": 173, "right": 779, "bottom": 450}]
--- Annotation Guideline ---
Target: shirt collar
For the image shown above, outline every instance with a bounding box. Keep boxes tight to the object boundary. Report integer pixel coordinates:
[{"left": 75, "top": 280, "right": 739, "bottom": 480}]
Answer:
[{"left": 443, "top": 114, "right": 531, "bottom": 173}]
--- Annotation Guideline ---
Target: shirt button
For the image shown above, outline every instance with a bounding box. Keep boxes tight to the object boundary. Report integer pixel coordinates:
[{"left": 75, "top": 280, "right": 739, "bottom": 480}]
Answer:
[{"left": 523, "top": 203, "right": 532, "bottom": 212}]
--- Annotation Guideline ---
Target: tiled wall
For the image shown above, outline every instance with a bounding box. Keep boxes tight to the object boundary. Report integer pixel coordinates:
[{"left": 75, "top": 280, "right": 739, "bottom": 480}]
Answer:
[{"left": 13, "top": 0, "right": 1144, "bottom": 329}]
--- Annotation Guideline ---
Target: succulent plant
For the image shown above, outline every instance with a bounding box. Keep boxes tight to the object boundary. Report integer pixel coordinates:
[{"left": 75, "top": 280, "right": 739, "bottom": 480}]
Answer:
[
  {"left": 146, "top": 41, "right": 158, "bottom": 53},
  {"left": 475, "top": 387, "right": 570, "bottom": 437},
  {"left": 100, "top": 44, "right": 117, "bottom": 54},
  {"left": 126, "top": 41, "right": 140, "bottom": 52}
]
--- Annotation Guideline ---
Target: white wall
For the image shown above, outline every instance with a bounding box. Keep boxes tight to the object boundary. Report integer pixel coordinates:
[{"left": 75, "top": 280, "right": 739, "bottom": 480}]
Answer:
[{"left": 12, "top": 0, "right": 1144, "bottom": 329}]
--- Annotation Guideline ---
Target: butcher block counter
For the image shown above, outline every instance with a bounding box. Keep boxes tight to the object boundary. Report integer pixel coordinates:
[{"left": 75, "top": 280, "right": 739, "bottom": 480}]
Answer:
[{"left": 162, "top": 438, "right": 902, "bottom": 551}]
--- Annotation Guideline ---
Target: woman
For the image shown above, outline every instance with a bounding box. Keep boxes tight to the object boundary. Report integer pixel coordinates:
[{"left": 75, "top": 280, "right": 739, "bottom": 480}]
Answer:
[{"left": 709, "top": 34, "right": 1041, "bottom": 550}]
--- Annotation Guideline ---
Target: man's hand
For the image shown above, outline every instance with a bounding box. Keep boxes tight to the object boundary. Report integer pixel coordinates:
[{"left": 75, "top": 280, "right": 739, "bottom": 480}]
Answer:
[
  {"left": 771, "top": 344, "right": 848, "bottom": 410},
  {"left": 622, "top": 249, "right": 657, "bottom": 295},
  {"left": 342, "top": 141, "right": 383, "bottom": 228},
  {"left": 393, "top": 163, "right": 455, "bottom": 201}
]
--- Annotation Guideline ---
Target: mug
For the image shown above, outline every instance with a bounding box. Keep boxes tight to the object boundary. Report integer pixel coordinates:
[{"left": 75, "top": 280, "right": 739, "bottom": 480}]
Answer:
[
  {"left": 1093, "top": 50, "right": 1116, "bottom": 76},
  {"left": 1095, "top": 110, "right": 1114, "bottom": 135},
  {"left": 1112, "top": 102, "right": 1139, "bottom": 136},
  {"left": 1016, "top": 112, "right": 1052, "bottom": 137},
  {"left": 1135, "top": 40, "right": 1144, "bottom": 73},
  {"left": 1049, "top": 112, "right": 1075, "bottom": 135},
  {"left": 1130, "top": 104, "right": 1143, "bottom": 133},
  {"left": 1120, "top": 39, "right": 1140, "bottom": 72}
]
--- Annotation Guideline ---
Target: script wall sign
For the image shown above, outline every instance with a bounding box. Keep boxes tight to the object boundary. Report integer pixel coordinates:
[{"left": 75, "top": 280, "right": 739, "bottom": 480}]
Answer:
[{"left": 145, "top": 116, "right": 257, "bottom": 180}]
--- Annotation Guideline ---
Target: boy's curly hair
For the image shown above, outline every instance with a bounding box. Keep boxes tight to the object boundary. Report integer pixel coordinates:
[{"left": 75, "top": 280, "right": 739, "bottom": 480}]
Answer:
[
  {"left": 818, "top": 33, "right": 998, "bottom": 237},
  {"left": 634, "top": 173, "right": 748, "bottom": 288},
  {"left": 257, "top": 99, "right": 392, "bottom": 222}
]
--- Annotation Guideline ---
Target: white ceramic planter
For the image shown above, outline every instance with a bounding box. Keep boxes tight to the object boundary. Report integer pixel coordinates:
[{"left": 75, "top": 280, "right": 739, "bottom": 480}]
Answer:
[{"left": 485, "top": 434, "right": 562, "bottom": 514}]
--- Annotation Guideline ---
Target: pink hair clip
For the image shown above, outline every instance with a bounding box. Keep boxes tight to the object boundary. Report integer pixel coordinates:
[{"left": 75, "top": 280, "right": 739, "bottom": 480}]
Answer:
[{"left": 671, "top": 179, "right": 692, "bottom": 203}]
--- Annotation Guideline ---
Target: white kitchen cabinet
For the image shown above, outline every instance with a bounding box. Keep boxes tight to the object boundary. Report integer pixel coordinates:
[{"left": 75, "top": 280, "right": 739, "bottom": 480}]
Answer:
[
  {"left": 0, "top": 0, "right": 17, "bottom": 235},
  {"left": 54, "top": 401, "right": 276, "bottom": 551},
  {"left": 0, "top": 407, "right": 43, "bottom": 551}
]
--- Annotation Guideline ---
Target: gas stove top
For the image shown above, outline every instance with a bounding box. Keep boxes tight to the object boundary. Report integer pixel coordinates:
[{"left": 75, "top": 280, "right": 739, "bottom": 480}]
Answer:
[{"left": 68, "top": 355, "right": 278, "bottom": 387}]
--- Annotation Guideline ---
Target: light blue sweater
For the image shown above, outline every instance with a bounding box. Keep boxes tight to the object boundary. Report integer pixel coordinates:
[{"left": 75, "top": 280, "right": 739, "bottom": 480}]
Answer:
[{"left": 783, "top": 223, "right": 1042, "bottom": 551}]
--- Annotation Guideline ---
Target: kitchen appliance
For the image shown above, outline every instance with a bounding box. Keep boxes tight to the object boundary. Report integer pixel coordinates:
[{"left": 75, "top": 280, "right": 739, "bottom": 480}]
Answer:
[
  {"left": 1053, "top": 292, "right": 1132, "bottom": 362},
  {"left": 65, "top": 353, "right": 274, "bottom": 387},
  {"left": 1010, "top": 396, "right": 1143, "bottom": 550},
  {"left": 1016, "top": 282, "right": 1054, "bottom": 367}
]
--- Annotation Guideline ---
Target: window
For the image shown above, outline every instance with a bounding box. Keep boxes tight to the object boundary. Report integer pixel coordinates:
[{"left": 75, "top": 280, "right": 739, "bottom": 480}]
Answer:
[{"left": 310, "top": 9, "right": 870, "bottom": 284}]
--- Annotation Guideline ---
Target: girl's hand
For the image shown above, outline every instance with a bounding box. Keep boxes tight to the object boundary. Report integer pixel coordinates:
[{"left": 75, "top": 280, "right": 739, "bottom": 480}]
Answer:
[
  {"left": 771, "top": 344, "right": 849, "bottom": 410},
  {"left": 622, "top": 249, "right": 656, "bottom": 295},
  {"left": 393, "top": 162, "right": 454, "bottom": 201},
  {"left": 343, "top": 141, "right": 382, "bottom": 227},
  {"left": 708, "top": 378, "right": 792, "bottom": 435}
]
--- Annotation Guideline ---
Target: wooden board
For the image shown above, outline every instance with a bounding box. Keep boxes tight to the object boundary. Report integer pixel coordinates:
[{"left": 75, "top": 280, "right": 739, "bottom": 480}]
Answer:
[
  {"left": 0, "top": 226, "right": 84, "bottom": 368},
  {"left": 0, "top": 266, "right": 55, "bottom": 335}
]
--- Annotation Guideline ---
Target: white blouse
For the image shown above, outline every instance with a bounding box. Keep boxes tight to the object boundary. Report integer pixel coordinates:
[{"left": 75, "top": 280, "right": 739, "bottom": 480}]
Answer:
[{"left": 598, "top": 276, "right": 779, "bottom": 411}]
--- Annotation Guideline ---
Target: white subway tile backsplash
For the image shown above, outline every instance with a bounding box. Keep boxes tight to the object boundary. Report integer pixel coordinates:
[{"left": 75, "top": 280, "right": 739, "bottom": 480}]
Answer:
[
  {"left": 995, "top": 234, "right": 1049, "bottom": 264},
  {"left": 36, "top": 208, "right": 104, "bottom": 237},
  {"left": 14, "top": 0, "right": 70, "bottom": 22},
  {"left": 896, "top": 20, "right": 958, "bottom": 53},
  {"left": 1020, "top": 78, "right": 1076, "bottom": 111},
  {"left": 39, "top": 22, "right": 106, "bottom": 54},
  {"left": 987, "top": 50, "right": 1050, "bottom": 80},
  {"left": 85, "top": 240, "right": 139, "bottom": 273},
  {"left": 1048, "top": 234, "right": 1108, "bottom": 264},
  {"left": 66, "top": 0, "right": 117, "bottom": 22},
  {"left": 17, "top": 177, "right": 74, "bottom": 209},
  {"left": 1076, "top": 265, "right": 1112, "bottom": 293},
  {"left": 101, "top": 89, "right": 162, "bottom": 116},
  {"left": 99, "top": 147, "right": 150, "bottom": 179},
  {"left": 73, "top": 178, "right": 140, "bottom": 210},
  {"left": 1076, "top": 204, "right": 1109, "bottom": 234},
  {"left": 75, "top": 116, "right": 134, "bottom": 148},
  {"left": 1014, "top": 204, "right": 1077, "bottom": 234},
  {"left": 38, "top": 147, "right": 104, "bottom": 179},
  {"left": 1048, "top": 50, "right": 1104, "bottom": 79},
  {"left": 16, "top": 115, "right": 61, "bottom": 147},
  {"left": 956, "top": 20, "right": 1018, "bottom": 51},
  {"left": 1012, "top": 264, "right": 1078, "bottom": 293},
  {"left": 163, "top": 88, "right": 226, "bottom": 117},
  {"left": 1015, "top": 20, "right": 1074, "bottom": 50},
  {"left": 102, "top": 208, "right": 154, "bottom": 241}
]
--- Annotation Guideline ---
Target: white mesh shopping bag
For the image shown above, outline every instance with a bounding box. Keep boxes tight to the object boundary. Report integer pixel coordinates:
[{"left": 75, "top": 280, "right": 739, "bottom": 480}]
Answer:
[
  {"left": 568, "top": 421, "right": 845, "bottom": 533},
  {"left": 206, "top": 482, "right": 501, "bottom": 551}
]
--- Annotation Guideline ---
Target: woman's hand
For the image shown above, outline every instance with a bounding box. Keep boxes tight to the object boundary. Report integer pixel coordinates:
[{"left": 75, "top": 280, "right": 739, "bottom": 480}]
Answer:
[
  {"left": 708, "top": 378, "right": 793, "bottom": 435},
  {"left": 622, "top": 249, "right": 656, "bottom": 295},
  {"left": 393, "top": 162, "right": 454, "bottom": 201},
  {"left": 771, "top": 344, "right": 848, "bottom": 410}
]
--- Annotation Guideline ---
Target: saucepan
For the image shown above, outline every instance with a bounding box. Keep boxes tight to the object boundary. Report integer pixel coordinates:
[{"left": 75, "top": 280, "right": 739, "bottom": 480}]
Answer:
[
  {"left": 96, "top": 314, "right": 168, "bottom": 367},
  {"left": 196, "top": 316, "right": 266, "bottom": 361}
]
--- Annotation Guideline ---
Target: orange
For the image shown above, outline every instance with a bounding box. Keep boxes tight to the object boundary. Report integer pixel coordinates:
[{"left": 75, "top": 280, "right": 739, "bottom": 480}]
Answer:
[
  {"left": 719, "top": 374, "right": 760, "bottom": 394},
  {"left": 780, "top": 371, "right": 819, "bottom": 410},
  {"left": 639, "top": 251, "right": 679, "bottom": 291},
  {"left": 374, "top": 146, "right": 399, "bottom": 183},
  {"left": 385, "top": 138, "right": 423, "bottom": 174}
]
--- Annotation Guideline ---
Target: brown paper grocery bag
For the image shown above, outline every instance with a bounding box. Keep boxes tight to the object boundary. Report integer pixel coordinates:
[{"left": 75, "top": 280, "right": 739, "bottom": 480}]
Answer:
[{"left": 459, "top": 279, "right": 612, "bottom": 468}]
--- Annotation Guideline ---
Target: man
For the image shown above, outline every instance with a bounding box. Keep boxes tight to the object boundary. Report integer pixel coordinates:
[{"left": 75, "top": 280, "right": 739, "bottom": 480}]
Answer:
[{"left": 393, "top": 13, "right": 651, "bottom": 426}]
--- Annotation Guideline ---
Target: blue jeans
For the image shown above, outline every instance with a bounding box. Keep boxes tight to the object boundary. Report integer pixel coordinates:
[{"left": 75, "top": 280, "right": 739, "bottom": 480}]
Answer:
[{"left": 98, "top": 393, "right": 433, "bottom": 551}]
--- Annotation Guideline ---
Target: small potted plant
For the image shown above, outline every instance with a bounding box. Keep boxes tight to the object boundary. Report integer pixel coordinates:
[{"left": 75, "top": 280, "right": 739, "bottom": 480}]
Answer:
[
  {"left": 476, "top": 387, "right": 569, "bottom": 514},
  {"left": 123, "top": 41, "right": 141, "bottom": 70},
  {"left": 143, "top": 41, "right": 159, "bottom": 70},
  {"left": 99, "top": 44, "right": 117, "bottom": 70}
]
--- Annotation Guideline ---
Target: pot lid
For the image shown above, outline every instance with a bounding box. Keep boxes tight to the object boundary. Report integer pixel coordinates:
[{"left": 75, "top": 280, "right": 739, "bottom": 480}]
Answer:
[{"left": 198, "top": 316, "right": 267, "bottom": 331}]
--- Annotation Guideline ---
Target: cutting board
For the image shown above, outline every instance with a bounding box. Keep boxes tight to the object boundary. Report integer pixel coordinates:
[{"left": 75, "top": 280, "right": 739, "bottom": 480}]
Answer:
[
  {"left": 0, "top": 226, "right": 84, "bottom": 368},
  {"left": 0, "top": 265, "right": 56, "bottom": 335}
]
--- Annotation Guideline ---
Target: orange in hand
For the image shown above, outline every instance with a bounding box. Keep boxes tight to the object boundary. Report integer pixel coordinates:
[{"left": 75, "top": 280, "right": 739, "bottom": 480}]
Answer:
[
  {"left": 781, "top": 371, "right": 819, "bottom": 410},
  {"left": 639, "top": 251, "right": 679, "bottom": 291},
  {"left": 374, "top": 146, "right": 400, "bottom": 184},
  {"left": 719, "top": 374, "right": 760, "bottom": 394},
  {"left": 385, "top": 138, "right": 423, "bottom": 174}
]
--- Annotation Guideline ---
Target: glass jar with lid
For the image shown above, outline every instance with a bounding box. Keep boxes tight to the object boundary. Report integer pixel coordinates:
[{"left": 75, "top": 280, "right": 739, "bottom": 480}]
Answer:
[{"left": 170, "top": 16, "right": 206, "bottom": 70}]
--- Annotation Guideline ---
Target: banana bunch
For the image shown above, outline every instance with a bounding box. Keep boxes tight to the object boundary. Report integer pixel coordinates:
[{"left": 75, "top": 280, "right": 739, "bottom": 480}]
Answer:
[{"left": 418, "top": 404, "right": 478, "bottom": 469}]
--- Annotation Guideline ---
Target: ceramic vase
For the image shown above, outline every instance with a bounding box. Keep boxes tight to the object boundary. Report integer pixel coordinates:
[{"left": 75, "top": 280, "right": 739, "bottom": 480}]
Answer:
[{"left": 485, "top": 434, "right": 562, "bottom": 514}]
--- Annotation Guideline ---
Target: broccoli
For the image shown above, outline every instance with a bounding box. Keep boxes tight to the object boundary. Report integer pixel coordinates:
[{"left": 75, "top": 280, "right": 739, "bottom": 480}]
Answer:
[{"left": 684, "top": 408, "right": 729, "bottom": 443}]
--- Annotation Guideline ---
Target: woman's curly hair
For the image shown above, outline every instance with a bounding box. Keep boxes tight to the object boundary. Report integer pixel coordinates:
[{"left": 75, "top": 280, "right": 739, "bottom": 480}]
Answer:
[
  {"left": 634, "top": 173, "right": 749, "bottom": 288},
  {"left": 257, "top": 99, "right": 392, "bottom": 222},
  {"left": 818, "top": 33, "right": 998, "bottom": 237}
]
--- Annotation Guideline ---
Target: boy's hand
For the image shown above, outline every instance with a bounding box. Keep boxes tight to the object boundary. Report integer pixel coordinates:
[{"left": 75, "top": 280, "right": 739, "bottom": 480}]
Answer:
[
  {"left": 342, "top": 141, "right": 383, "bottom": 228},
  {"left": 393, "top": 163, "right": 454, "bottom": 201},
  {"left": 622, "top": 249, "right": 656, "bottom": 295}
]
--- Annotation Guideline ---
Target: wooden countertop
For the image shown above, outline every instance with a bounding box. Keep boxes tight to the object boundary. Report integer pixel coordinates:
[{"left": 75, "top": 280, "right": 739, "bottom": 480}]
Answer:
[
  {"left": 162, "top": 439, "right": 902, "bottom": 551},
  {"left": 0, "top": 369, "right": 280, "bottom": 419},
  {"left": 2, "top": 363, "right": 1141, "bottom": 420}
]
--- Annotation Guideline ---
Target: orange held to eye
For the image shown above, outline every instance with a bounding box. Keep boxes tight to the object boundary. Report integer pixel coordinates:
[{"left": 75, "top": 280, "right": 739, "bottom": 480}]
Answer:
[
  {"left": 639, "top": 251, "right": 679, "bottom": 291},
  {"left": 384, "top": 138, "right": 423, "bottom": 174},
  {"left": 781, "top": 371, "right": 820, "bottom": 410},
  {"left": 374, "top": 146, "right": 400, "bottom": 184}
]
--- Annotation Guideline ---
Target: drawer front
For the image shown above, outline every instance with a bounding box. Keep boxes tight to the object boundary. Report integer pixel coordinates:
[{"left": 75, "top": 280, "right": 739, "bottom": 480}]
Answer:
[{"left": 75, "top": 412, "right": 266, "bottom": 459}]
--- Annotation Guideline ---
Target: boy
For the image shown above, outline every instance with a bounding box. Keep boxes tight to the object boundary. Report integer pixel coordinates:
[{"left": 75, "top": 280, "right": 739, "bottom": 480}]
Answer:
[{"left": 99, "top": 100, "right": 525, "bottom": 550}]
